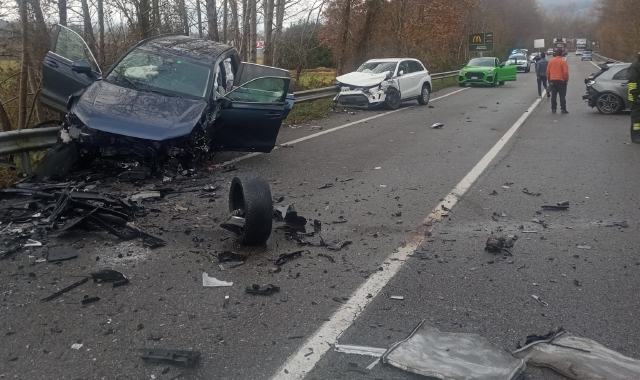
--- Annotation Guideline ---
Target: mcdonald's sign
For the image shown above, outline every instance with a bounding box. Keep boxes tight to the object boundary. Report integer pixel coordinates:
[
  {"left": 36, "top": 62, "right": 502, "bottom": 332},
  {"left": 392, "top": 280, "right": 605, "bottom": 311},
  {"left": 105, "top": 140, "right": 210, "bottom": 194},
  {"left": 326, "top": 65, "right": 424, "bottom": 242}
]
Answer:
[{"left": 469, "top": 32, "right": 494, "bottom": 52}]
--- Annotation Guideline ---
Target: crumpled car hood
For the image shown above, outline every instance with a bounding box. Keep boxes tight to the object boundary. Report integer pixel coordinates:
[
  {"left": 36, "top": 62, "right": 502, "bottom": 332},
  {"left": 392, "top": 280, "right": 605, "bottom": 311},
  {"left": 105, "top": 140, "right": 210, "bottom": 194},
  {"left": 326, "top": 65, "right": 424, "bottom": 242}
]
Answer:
[
  {"left": 72, "top": 80, "right": 207, "bottom": 141},
  {"left": 336, "top": 71, "right": 390, "bottom": 87}
]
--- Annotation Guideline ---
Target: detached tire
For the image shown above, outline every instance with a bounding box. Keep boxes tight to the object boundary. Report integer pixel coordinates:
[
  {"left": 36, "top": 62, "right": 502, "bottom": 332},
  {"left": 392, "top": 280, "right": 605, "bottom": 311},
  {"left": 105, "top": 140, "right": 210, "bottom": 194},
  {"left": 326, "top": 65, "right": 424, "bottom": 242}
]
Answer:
[
  {"left": 228, "top": 172, "right": 273, "bottom": 245},
  {"left": 34, "top": 142, "right": 78, "bottom": 181}
]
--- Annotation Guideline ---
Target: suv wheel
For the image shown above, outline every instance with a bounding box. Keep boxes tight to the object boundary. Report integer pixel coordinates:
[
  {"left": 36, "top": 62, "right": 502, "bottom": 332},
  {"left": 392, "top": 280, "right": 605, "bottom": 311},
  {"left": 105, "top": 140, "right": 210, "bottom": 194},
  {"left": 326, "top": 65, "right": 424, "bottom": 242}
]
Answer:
[
  {"left": 384, "top": 88, "right": 401, "bottom": 110},
  {"left": 596, "top": 93, "right": 623, "bottom": 115},
  {"left": 417, "top": 85, "right": 431, "bottom": 105}
]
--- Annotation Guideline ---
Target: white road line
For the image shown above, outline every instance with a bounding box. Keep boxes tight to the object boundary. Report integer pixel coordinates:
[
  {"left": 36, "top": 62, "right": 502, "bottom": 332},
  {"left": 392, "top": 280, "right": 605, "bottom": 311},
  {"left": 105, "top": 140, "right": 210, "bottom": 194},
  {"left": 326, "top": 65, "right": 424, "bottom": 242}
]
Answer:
[
  {"left": 270, "top": 95, "right": 544, "bottom": 380},
  {"left": 220, "top": 87, "right": 469, "bottom": 166},
  {"left": 589, "top": 60, "right": 600, "bottom": 69}
]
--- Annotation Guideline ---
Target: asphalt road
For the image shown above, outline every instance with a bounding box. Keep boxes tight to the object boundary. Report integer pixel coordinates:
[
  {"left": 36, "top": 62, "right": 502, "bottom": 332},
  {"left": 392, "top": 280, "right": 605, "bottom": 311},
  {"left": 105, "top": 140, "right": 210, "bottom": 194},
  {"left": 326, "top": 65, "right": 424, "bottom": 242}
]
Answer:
[{"left": 2, "top": 55, "right": 638, "bottom": 380}]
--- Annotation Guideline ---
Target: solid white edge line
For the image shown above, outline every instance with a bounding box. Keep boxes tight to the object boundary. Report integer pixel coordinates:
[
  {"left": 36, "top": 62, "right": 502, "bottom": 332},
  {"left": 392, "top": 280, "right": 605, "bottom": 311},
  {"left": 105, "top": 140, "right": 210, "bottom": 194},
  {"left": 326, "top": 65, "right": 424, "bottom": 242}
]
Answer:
[
  {"left": 271, "top": 95, "right": 544, "bottom": 380},
  {"left": 219, "top": 87, "right": 469, "bottom": 166}
]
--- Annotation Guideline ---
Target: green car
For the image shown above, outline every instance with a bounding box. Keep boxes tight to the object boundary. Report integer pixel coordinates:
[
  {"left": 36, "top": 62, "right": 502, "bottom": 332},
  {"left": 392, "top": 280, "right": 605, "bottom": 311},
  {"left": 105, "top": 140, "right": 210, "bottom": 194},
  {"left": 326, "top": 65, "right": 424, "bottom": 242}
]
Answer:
[{"left": 458, "top": 57, "right": 517, "bottom": 87}]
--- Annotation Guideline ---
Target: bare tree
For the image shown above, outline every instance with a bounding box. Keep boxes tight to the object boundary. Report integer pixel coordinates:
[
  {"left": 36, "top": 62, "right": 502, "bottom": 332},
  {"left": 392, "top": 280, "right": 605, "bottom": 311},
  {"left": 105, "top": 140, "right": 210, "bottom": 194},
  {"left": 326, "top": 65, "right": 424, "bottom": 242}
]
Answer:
[
  {"left": 179, "top": 0, "right": 189, "bottom": 35},
  {"left": 196, "top": 0, "right": 203, "bottom": 37},
  {"left": 206, "top": 0, "right": 219, "bottom": 40},
  {"left": 336, "top": 0, "right": 351, "bottom": 75},
  {"left": 58, "top": 0, "right": 67, "bottom": 26},
  {"left": 81, "top": 0, "right": 97, "bottom": 53},
  {"left": 272, "top": 0, "right": 284, "bottom": 65},
  {"left": 139, "top": 0, "right": 151, "bottom": 38},
  {"left": 0, "top": 102, "right": 12, "bottom": 132},
  {"left": 249, "top": 0, "right": 257, "bottom": 62},
  {"left": 97, "top": 0, "right": 105, "bottom": 62},
  {"left": 152, "top": 0, "right": 161, "bottom": 33},
  {"left": 223, "top": 0, "right": 228, "bottom": 42},
  {"left": 355, "top": 0, "right": 381, "bottom": 65},
  {"left": 263, "top": 0, "right": 274, "bottom": 65},
  {"left": 230, "top": 0, "right": 239, "bottom": 46},
  {"left": 18, "top": 0, "right": 28, "bottom": 129},
  {"left": 241, "top": 0, "right": 249, "bottom": 59}
]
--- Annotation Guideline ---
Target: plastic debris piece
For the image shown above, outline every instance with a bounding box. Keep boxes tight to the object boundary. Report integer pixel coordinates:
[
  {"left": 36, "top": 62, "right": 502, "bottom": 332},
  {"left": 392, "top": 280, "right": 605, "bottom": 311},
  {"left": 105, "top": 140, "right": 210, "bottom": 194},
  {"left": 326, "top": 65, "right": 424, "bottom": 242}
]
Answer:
[
  {"left": 335, "top": 344, "right": 387, "bottom": 357},
  {"left": 202, "top": 272, "right": 233, "bottom": 287},
  {"left": 41, "top": 277, "right": 89, "bottom": 301},
  {"left": 47, "top": 247, "right": 78, "bottom": 262},
  {"left": 531, "top": 295, "right": 548, "bottom": 306},
  {"left": 576, "top": 245, "right": 591, "bottom": 250},
  {"left": 138, "top": 348, "right": 201, "bottom": 367},
  {"left": 318, "top": 183, "right": 334, "bottom": 189},
  {"left": 217, "top": 251, "right": 247, "bottom": 263},
  {"left": 71, "top": 343, "right": 83, "bottom": 350},
  {"left": 522, "top": 188, "right": 541, "bottom": 196},
  {"left": 541, "top": 204, "right": 569, "bottom": 210},
  {"left": 275, "top": 250, "right": 304, "bottom": 266},
  {"left": 430, "top": 123, "right": 444, "bottom": 129},
  {"left": 390, "top": 295, "right": 404, "bottom": 300},
  {"left": 130, "top": 191, "right": 161, "bottom": 202},
  {"left": 81, "top": 296, "right": 100, "bottom": 304},
  {"left": 513, "top": 328, "right": 640, "bottom": 380},
  {"left": 24, "top": 239, "right": 42, "bottom": 247},
  {"left": 382, "top": 320, "right": 525, "bottom": 380},
  {"left": 246, "top": 284, "right": 280, "bottom": 295}
]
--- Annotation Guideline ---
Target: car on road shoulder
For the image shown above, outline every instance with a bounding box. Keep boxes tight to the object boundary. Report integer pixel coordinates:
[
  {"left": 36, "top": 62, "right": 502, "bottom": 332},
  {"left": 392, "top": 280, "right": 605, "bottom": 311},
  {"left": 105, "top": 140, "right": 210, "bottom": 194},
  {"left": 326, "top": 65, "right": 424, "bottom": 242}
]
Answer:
[
  {"left": 334, "top": 58, "right": 432, "bottom": 109},
  {"left": 583, "top": 62, "right": 632, "bottom": 114},
  {"left": 39, "top": 25, "right": 294, "bottom": 178},
  {"left": 582, "top": 50, "right": 593, "bottom": 61},
  {"left": 507, "top": 54, "right": 531, "bottom": 73},
  {"left": 458, "top": 57, "right": 517, "bottom": 87}
]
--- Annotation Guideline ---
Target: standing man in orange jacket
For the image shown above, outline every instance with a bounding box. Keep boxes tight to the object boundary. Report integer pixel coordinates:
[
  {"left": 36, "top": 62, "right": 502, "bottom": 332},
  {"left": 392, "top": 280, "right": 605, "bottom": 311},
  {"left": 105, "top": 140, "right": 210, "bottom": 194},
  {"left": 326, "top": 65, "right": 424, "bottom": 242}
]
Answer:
[{"left": 546, "top": 52, "right": 570, "bottom": 114}]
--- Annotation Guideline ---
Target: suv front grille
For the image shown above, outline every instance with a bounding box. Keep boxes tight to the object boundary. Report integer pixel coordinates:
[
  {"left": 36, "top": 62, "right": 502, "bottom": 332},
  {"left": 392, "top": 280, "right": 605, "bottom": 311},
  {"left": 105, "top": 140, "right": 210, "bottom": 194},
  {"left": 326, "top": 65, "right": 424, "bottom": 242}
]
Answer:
[{"left": 465, "top": 72, "right": 485, "bottom": 80}]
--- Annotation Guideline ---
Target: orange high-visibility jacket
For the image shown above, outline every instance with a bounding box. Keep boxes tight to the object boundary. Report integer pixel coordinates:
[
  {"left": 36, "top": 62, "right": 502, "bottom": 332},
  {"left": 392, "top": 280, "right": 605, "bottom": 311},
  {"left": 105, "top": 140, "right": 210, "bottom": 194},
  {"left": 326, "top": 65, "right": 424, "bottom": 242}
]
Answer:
[{"left": 547, "top": 57, "right": 569, "bottom": 82}]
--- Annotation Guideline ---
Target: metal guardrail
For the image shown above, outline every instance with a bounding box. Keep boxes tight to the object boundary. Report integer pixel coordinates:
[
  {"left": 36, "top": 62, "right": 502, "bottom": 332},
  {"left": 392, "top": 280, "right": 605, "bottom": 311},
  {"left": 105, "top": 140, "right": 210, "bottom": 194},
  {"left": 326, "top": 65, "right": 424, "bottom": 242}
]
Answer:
[
  {"left": 593, "top": 53, "right": 621, "bottom": 63},
  {"left": 0, "top": 69, "right": 462, "bottom": 174}
]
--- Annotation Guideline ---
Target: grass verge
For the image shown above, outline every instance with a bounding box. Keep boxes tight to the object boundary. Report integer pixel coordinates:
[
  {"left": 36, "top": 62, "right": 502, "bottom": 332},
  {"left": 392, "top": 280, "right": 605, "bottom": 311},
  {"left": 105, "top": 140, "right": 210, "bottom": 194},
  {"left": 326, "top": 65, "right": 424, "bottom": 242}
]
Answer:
[
  {"left": 282, "top": 98, "right": 338, "bottom": 127},
  {"left": 432, "top": 76, "right": 459, "bottom": 92}
]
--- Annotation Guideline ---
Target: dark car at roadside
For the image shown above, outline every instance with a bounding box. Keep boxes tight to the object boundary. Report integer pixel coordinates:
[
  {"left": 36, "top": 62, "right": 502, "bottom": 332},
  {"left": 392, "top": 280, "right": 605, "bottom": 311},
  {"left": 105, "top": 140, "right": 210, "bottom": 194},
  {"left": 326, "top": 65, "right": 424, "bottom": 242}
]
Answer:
[{"left": 38, "top": 25, "right": 294, "bottom": 178}]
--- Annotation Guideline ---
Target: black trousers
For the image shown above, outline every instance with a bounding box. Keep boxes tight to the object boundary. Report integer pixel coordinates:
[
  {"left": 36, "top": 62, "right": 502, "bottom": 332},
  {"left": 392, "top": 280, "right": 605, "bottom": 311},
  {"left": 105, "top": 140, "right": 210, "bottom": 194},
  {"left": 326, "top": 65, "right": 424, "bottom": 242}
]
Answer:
[
  {"left": 537, "top": 76, "right": 548, "bottom": 96},
  {"left": 632, "top": 101, "right": 640, "bottom": 124},
  {"left": 549, "top": 80, "right": 567, "bottom": 111}
]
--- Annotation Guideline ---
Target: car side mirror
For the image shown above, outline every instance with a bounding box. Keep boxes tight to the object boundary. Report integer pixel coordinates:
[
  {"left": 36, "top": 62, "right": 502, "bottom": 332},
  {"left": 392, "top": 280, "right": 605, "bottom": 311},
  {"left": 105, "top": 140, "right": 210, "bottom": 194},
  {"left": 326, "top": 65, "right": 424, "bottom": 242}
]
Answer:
[
  {"left": 71, "top": 60, "right": 92, "bottom": 73},
  {"left": 499, "top": 63, "right": 505, "bottom": 67},
  {"left": 219, "top": 97, "right": 232, "bottom": 108},
  {"left": 398, "top": 70, "right": 404, "bottom": 77}
]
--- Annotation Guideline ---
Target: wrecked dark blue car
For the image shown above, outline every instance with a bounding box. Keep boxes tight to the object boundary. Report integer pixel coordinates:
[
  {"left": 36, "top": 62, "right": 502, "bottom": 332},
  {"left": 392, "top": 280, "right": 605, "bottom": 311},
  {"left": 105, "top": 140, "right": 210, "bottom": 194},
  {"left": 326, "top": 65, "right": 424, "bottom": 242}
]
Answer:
[{"left": 39, "top": 25, "right": 293, "bottom": 177}]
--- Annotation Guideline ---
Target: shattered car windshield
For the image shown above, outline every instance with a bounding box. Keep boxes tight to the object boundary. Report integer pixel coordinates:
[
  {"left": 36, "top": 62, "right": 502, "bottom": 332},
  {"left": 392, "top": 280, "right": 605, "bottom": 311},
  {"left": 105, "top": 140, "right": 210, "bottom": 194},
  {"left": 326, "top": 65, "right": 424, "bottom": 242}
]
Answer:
[
  {"left": 467, "top": 58, "right": 495, "bottom": 67},
  {"left": 105, "top": 48, "right": 212, "bottom": 99},
  {"left": 356, "top": 61, "right": 397, "bottom": 74}
]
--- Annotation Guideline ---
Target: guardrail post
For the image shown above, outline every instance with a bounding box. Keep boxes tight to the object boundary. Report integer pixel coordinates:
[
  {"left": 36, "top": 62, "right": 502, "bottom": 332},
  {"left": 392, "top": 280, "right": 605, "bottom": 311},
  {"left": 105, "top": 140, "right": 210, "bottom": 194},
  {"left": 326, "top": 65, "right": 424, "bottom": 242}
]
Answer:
[{"left": 19, "top": 152, "right": 32, "bottom": 175}]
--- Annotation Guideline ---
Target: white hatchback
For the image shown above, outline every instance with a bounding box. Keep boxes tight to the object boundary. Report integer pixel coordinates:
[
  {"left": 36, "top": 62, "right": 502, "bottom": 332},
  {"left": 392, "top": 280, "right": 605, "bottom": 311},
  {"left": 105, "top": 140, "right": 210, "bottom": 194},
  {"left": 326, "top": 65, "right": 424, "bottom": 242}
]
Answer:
[{"left": 334, "top": 58, "right": 432, "bottom": 109}]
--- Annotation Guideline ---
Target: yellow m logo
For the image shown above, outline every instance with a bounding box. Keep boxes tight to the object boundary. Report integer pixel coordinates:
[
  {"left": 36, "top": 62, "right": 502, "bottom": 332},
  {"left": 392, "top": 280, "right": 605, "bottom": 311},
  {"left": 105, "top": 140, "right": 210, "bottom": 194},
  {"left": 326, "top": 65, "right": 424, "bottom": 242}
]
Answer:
[{"left": 473, "top": 36, "right": 482, "bottom": 43}]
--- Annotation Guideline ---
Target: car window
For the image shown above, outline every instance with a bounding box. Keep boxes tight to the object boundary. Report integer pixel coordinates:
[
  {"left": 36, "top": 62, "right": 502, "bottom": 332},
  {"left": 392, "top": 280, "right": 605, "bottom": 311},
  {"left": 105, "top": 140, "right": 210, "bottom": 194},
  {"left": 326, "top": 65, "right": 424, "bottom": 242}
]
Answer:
[
  {"left": 54, "top": 26, "right": 99, "bottom": 72},
  {"left": 398, "top": 61, "right": 410, "bottom": 74},
  {"left": 467, "top": 58, "right": 495, "bottom": 67},
  {"left": 612, "top": 68, "right": 628, "bottom": 80},
  {"left": 225, "top": 77, "right": 288, "bottom": 103},
  {"left": 356, "top": 61, "right": 397, "bottom": 74},
  {"left": 408, "top": 61, "right": 424, "bottom": 73},
  {"left": 106, "top": 47, "right": 212, "bottom": 98}
]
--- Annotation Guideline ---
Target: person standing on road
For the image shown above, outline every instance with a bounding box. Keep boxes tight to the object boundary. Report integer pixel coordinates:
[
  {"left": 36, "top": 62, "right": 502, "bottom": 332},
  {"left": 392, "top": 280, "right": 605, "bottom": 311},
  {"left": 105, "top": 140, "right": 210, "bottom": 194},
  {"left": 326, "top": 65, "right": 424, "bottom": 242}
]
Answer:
[
  {"left": 629, "top": 52, "right": 640, "bottom": 143},
  {"left": 535, "top": 52, "right": 549, "bottom": 98},
  {"left": 546, "top": 52, "right": 569, "bottom": 114}
]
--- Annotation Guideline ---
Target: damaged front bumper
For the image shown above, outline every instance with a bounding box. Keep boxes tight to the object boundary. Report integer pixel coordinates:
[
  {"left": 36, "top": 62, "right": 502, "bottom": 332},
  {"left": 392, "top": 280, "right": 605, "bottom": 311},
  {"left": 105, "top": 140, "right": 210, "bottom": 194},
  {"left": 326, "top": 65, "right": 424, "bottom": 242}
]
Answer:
[
  {"left": 334, "top": 86, "right": 387, "bottom": 108},
  {"left": 582, "top": 87, "right": 598, "bottom": 108}
]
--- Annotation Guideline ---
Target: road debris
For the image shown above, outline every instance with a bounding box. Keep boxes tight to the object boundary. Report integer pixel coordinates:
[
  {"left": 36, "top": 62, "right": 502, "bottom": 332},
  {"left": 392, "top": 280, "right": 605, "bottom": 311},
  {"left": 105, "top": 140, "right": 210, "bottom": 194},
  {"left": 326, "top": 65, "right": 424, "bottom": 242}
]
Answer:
[
  {"left": 275, "top": 250, "right": 305, "bottom": 266},
  {"left": 346, "top": 363, "right": 370, "bottom": 374},
  {"left": 430, "top": 123, "right": 444, "bottom": 129},
  {"left": 389, "top": 295, "right": 404, "bottom": 300},
  {"left": 202, "top": 273, "right": 233, "bottom": 287},
  {"left": 71, "top": 343, "right": 83, "bottom": 350},
  {"left": 246, "top": 284, "right": 280, "bottom": 295},
  {"left": 91, "top": 269, "right": 129, "bottom": 287},
  {"left": 576, "top": 245, "right": 592, "bottom": 250},
  {"left": 513, "top": 327, "right": 640, "bottom": 380},
  {"left": 522, "top": 188, "right": 541, "bottom": 196},
  {"left": 531, "top": 295, "right": 548, "bottom": 307},
  {"left": 41, "top": 277, "right": 89, "bottom": 301},
  {"left": 335, "top": 344, "right": 387, "bottom": 357},
  {"left": 274, "top": 204, "right": 308, "bottom": 231},
  {"left": 138, "top": 348, "right": 201, "bottom": 367},
  {"left": 381, "top": 320, "right": 525, "bottom": 379},
  {"left": 606, "top": 221, "right": 629, "bottom": 228},
  {"left": 47, "top": 247, "right": 78, "bottom": 262},
  {"left": 484, "top": 235, "right": 515, "bottom": 254},
  {"left": 81, "top": 296, "right": 100, "bottom": 304},
  {"left": 318, "top": 183, "right": 334, "bottom": 189},
  {"left": 217, "top": 251, "right": 247, "bottom": 263},
  {"left": 327, "top": 240, "right": 352, "bottom": 251},
  {"left": 542, "top": 201, "right": 570, "bottom": 210}
]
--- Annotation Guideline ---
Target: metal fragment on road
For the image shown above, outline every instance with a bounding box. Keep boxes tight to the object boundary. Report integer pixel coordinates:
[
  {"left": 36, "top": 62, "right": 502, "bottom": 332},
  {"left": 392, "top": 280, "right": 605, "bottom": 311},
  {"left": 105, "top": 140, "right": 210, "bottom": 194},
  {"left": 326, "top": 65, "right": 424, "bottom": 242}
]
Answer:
[
  {"left": 202, "top": 272, "right": 233, "bottom": 287},
  {"left": 71, "top": 343, "right": 83, "bottom": 350},
  {"left": 390, "top": 295, "right": 404, "bottom": 300},
  {"left": 531, "top": 295, "right": 548, "bottom": 307},
  {"left": 576, "top": 245, "right": 592, "bottom": 250},
  {"left": 334, "top": 343, "right": 387, "bottom": 358},
  {"left": 138, "top": 348, "right": 201, "bottom": 367},
  {"left": 430, "top": 123, "right": 444, "bottom": 129}
]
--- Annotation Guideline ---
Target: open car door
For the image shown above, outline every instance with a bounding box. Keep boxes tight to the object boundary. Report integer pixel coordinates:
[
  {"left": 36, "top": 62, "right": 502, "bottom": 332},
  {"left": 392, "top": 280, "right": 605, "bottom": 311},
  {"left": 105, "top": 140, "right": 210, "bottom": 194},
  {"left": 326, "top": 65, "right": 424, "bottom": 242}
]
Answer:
[
  {"left": 499, "top": 61, "right": 517, "bottom": 81},
  {"left": 215, "top": 76, "right": 291, "bottom": 153},
  {"left": 41, "top": 25, "right": 101, "bottom": 113}
]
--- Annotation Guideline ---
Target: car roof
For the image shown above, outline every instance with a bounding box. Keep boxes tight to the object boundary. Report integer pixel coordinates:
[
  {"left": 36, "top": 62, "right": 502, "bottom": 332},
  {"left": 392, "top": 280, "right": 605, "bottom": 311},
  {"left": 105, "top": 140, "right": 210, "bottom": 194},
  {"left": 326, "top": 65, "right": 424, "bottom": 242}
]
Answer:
[
  {"left": 365, "top": 58, "right": 418, "bottom": 63},
  {"left": 138, "top": 34, "right": 236, "bottom": 64}
]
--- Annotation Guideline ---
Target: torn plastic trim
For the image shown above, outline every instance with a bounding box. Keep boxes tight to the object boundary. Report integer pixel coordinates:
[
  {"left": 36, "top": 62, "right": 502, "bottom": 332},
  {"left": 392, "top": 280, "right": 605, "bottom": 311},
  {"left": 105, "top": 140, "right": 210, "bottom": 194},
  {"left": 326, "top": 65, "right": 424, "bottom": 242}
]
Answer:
[{"left": 334, "top": 343, "right": 387, "bottom": 357}]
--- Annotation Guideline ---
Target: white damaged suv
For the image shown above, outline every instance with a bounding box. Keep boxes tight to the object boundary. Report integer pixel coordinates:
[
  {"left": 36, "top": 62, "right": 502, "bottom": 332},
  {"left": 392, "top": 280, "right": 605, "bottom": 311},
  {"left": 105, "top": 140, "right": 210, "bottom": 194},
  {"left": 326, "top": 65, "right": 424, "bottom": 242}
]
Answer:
[{"left": 334, "top": 58, "right": 432, "bottom": 109}]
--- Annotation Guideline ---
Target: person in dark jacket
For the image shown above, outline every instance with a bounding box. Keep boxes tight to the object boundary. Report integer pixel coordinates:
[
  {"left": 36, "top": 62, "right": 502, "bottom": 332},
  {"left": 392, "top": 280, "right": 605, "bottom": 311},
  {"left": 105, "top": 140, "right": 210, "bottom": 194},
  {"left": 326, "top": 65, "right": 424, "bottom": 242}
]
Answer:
[
  {"left": 629, "top": 52, "right": 640, "bottom": 143},
  {"left": 535, "top": 52, "right": 549, "bottom": 98}
]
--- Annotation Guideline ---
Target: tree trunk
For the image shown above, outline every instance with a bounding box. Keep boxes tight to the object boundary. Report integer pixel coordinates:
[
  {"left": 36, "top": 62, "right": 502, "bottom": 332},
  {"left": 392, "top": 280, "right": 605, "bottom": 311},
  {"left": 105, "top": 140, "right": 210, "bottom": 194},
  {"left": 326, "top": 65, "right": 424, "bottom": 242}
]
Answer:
[
  {"left": 80, "top": 0, "right": 97, "bottom": 54},
  {"left": 263, "top": 0, "right": 274, "bottom": 66},
  {"left": 25, "top": 50, "right": 44, "bottom": 123},
  {"left": 58, "top": 0, "right": 67, "bottom": 26},
  {"left": 272, "top": 0, "right": 284, "bottom": 66},
  {"left": 336, "top": 0, "right": 352, "bottom": 75},
  {"left": 97, "top": 0, "right": 105, "bottom": 63},
  {"left": 241, "top": 0, "right": 249, "bottom": 60},
  {"left": 355, "top": 0, "right": 380, "bottom": 65},
  {"left": 249, "top": 0, "right": 257, "bottom": 62},
  {"left": 0, "top": 101, "right": 12, "bottom": 132},
  {"left": 196, "top": 0, "right": 203, "bottom": 37},
  {"left": 18, "top": 0, "right": 28, "bottom": 130},
  {"left": 28, "top": 0, "right": 50, "bottom": 55},
  {"left": 139, "top": 0, "right": 151, "bottom": 38},
  {"left": 230, "top": 0, "right": 239, "bottom": 47},
  {"left": 206, "top": 0, "right": 219, "bottom": 40},
  {"left": 223, "top": 0, "right": 228, "bottom": 43},
  {"left": 152, "top": 0, "right": 161, "bottom": 33},
  {"left": 179, "top": 0, "right": 189, "bottom": 35}
]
